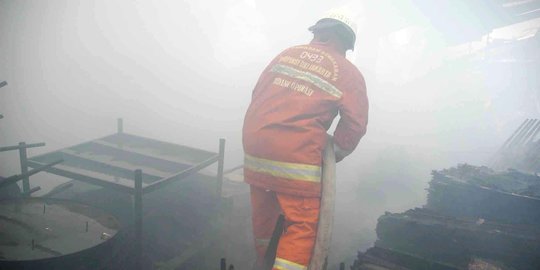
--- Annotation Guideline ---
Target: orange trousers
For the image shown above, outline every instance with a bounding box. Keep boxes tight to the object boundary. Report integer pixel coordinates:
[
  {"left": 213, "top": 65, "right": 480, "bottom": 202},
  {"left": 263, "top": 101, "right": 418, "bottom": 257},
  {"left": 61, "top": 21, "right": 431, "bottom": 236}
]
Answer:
[{"left": 250, "top": 185, "right": 320, "bottom": 270}]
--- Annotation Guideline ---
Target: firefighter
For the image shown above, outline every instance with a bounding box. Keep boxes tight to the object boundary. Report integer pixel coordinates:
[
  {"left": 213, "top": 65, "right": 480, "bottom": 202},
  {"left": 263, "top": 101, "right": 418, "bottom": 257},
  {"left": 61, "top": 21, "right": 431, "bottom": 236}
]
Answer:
[{"left": 243, "top": 8, "right": 368, "bottom": 270}]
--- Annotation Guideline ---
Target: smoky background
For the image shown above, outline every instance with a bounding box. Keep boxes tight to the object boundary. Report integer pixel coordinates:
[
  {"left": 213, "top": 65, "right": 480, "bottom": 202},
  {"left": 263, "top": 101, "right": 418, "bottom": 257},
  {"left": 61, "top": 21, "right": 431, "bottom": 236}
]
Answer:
[{"left": 1, "top": 0, "right": 538, "bottom": 268}]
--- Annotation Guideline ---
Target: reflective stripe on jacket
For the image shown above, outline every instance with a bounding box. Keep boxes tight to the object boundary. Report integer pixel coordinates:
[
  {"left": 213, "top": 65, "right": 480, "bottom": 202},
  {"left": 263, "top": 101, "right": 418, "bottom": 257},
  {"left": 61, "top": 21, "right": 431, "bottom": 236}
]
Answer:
[
  {"left": 243, "top": 42, "right": 368, "bottom": 197},
  {"left": 273, "top": 257, "right": 307, "bottom": 270}
]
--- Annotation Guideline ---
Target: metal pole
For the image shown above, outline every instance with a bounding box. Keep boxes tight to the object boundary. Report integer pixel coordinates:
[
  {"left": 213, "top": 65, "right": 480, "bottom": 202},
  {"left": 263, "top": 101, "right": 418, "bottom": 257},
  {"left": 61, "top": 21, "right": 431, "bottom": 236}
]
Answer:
[
  {"left": 508, "top": 119, "right": 535, "bottom": 149},
  {"left": 521, "top": 120, "right": 540, "bottom": 146},
  {"left": 515, "top": 119, "right": 538, "bottom": 147},
  {"left": 216, "top": 138, "right": 225, "bottom": 197},
  {"left": 0, "top": 81, "right": 6, "bottom": 119},
  {"left": 500, "top": 119, "right": 529, "bottom": 150},
  {"left": 134, "top": 169, "right": 143, "bottom": 270},
  {"left": 0, "top": 159, "right": 63, "bottom": 190},
  {"left": 18, "top": 142, "right": 30, "bottom": 195},
  {"left": 491, "top": 119, "right": 530, "bottom": 168},
  {"left": 117, "top": 118, "right": 124, "bottom": 134},
  {"left": 525, "top": 120, "right": 540, "bottom": 145},
  {"left": 0, "top": 142, "right": 45, "bottom": 152},
  {"left": 22, "top": 186, "right": 41, "bottom": 196},
  {"left": 220, "top": 258, "right": 226, "bottom": 270}
]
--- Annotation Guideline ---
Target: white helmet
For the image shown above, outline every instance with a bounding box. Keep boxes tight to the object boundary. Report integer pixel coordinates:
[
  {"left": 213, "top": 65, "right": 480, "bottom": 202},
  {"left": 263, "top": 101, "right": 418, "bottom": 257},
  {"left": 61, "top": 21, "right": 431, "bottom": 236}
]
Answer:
[{"left": 309, "top": 8, "right": 358, "bottom": 50}]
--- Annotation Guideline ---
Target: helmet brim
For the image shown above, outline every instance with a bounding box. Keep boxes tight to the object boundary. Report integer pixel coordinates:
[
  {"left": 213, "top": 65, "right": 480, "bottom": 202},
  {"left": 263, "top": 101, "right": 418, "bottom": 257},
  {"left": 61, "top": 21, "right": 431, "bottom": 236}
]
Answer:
[
  {"left": 308, "top": 18, "right": 356, "bottom": 50},
  {"left": 308, "top": 19, "right": 344, "bottom": 32}
]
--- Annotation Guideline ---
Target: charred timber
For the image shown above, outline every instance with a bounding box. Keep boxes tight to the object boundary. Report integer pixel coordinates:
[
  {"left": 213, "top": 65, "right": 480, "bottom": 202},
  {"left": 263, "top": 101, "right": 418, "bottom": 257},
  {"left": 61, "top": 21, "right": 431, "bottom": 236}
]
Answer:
[
  {"left": 375, "top": 208, "right": 540, "bottom": 270},
  {"left": 426, "top": 164, "right": 540, "bottom": 225}
]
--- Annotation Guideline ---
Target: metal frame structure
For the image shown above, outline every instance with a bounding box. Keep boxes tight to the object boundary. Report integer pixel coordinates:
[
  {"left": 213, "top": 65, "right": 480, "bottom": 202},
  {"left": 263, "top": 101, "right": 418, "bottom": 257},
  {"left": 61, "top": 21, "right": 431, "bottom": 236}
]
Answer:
[
  {"left": 0, "top": 142, "right": 62, "bottom": 196},
  {"left": 24, "top": 119, "right": 226, "bottom": 269}
]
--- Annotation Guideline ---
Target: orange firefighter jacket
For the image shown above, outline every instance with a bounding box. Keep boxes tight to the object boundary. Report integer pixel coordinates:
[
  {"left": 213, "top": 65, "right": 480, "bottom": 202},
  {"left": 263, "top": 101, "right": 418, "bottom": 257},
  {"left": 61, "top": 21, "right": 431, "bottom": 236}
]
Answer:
[{"left": 243, "top": 41, "right": 368, "bottom": 197}]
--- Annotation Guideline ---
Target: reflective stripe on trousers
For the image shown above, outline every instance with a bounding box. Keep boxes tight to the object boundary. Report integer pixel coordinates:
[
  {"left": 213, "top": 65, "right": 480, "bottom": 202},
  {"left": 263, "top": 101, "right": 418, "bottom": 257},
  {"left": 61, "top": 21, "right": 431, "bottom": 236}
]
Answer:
[
  {"left": 244, "top": 154, "right": 321, "bottom": 182},
  {"left": 273, "top": 257, "right": 307, "bottom": 270}
]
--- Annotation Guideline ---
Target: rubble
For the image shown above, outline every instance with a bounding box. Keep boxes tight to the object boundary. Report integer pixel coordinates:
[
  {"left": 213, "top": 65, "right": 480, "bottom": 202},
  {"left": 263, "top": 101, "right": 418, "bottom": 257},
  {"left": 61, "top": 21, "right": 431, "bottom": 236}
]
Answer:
[
  {"left": 376, "top": 208, "right": 540, "bottom": 269},
  {"left": 352, "top": 164, "right": 540, "bottom": 270},
  {"left": 435, "top": 164, "right": 540, "bottom": 197},
  {"left": 427, "top": 165, "right": 540, "bottom": 225}
]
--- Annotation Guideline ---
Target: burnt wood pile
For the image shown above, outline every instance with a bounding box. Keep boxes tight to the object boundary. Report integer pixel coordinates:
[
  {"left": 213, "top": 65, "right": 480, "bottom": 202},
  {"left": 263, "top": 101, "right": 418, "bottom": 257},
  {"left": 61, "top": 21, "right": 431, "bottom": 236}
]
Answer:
[{"left": 352, "top": 164, "right": 540, "bottom": 270}]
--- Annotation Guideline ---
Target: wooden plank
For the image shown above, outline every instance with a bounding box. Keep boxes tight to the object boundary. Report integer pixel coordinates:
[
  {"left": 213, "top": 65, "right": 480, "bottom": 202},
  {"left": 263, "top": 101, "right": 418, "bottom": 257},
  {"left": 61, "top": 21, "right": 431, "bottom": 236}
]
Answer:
[
  {"left": 92, "top": 140, "right": 192, "bottom": 169},
  {"left": 60, "top": 149, "right": 167, "bottom": 180},
  {"left": 101, "top": 133, "right": 216, "bottom": 164},
  {"left": 143, "top": 155, "right": 219, "bottom": 194},
  {"left": 27, "top": 160, "right": 137, "bottom": 194}
]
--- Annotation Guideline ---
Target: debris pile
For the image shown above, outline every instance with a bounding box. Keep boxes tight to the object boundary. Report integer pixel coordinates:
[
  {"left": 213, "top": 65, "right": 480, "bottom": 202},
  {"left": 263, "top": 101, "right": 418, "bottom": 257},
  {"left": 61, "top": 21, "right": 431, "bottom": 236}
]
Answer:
[
  {"left": 352, "top": 164, "right": 540, "bottom": 270},
  {"left": 427, "top": 164, "right": 540, "bottom": 225}
]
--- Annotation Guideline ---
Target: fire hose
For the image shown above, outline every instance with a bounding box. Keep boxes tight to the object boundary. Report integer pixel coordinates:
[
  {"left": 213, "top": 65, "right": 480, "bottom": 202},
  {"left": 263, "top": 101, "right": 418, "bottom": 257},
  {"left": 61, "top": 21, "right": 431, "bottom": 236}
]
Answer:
[{"left": 309, "top": 138, "right": 336, "bottom": 270}]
